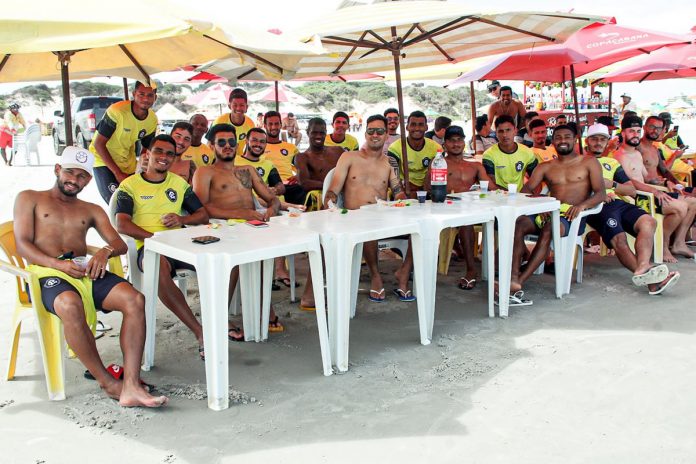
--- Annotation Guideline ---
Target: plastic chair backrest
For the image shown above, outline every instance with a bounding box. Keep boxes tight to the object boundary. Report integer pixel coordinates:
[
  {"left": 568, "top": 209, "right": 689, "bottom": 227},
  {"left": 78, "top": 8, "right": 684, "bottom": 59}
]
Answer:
[
  {"left": 0, "top": 221, "right": 30, "bottom": 305},
  {"left": 321, "top": 168, "right": 344, "bottom": 208}
]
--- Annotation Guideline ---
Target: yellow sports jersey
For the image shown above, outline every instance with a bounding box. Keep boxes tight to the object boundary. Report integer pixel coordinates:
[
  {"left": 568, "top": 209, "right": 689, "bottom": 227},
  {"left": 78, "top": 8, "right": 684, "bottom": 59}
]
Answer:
[
  {"left": 212, "top": 113, "right": 255, "bottom": 156},
  {"left": 532, "top": 146, "right": 557, "bottom": 164},
  {"left": 182, "top": 143, "right": 214, "bottom": 167},
  {"left": 482, "top": 143, "right": 538, "bottom": 190},
  {"left": 234, "top": 156, "right": 282, "bottom": 186},
  {"left": 597, "top": 156, "right": 630, "bottom": 196},
  {"left": 654, "top": 141, "right": 693, "bottom": 182},
  {"left": 325, "top": 133, "right": 359, "bottom": 152},
  {"left": 387, "top": 138, "right": 442, "bottom": 187},
  {"left": 89, "top": 101, "right": 157, "bottom": 174},
  {"left": 263, "top": 141, "right": 298, "bottom": 182},
  {"left": 115, "top": 172, "right": 202, "bottom": 248}
]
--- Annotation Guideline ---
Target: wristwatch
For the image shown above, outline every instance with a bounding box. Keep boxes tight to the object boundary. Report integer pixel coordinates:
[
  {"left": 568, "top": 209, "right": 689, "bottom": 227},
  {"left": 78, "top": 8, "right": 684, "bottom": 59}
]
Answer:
[{"left": 612, "top": 181, "right": 618, "bottom": 189}]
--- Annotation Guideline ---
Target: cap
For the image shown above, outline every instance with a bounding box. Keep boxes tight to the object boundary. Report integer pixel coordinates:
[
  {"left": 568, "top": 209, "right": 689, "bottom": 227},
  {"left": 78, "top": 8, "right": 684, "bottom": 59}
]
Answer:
[
  {"left": 487, "top": 80, "right": 500, "bottom": 91},
  {"left": 60, "top": 146, "right": 94, "bottom": 175},
  {"left": 658, "top": 112, "right": 672, "bottom": 124},
  {"left": 596, "top": 116, "right": 616, "bottom": 129},
  {"left": 621, "top": 115, "right": 643, "bottom": 130},
  {"left": 620, "top": 92, "right": 631, "bottom": 98},
  {"left": 444, "top": 125, "right": 465, "bottom": 140},
  {"left": 8, "top": 103, "right": 20, "bottom": 110},
  {"left": 586, "top": 123, "right": 610, "bottom": 138}
]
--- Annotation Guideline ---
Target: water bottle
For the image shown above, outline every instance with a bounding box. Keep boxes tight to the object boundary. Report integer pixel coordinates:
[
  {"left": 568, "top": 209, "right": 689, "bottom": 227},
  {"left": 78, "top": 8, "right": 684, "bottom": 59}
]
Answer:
[{"left": 430, "top": 151, "right": 447, "bottom": 203}]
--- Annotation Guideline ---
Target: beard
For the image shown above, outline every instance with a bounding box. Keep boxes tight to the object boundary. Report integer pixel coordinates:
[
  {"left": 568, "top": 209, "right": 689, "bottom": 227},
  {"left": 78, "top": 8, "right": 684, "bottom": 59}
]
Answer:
[
  {"left": 216, "top": 151, "right": 235, "bottom": 162},
  {"left": 56, "top": 179, "right": 81, "bottom": 197},
  {"left": 626, "top": 137, "right": 641, "bottom": 147},
  {"left": 555, "top": 144, "right": 574, "bottom": 156},
  {"left": 645, "top": 132, "right": 659, "bottom": 141}
]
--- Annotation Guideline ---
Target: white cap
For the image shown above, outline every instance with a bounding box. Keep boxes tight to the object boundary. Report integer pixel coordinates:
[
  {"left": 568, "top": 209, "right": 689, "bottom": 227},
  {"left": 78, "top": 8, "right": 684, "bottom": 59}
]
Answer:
[
  {"left": 620, "top": 92, "right": 631, "bottom": 98},
  {"left": 60, "top": 146, "right": 94, "bottom": 175},
  {"left": 586, "top": 123, "right": 610, "bottom": 138}
]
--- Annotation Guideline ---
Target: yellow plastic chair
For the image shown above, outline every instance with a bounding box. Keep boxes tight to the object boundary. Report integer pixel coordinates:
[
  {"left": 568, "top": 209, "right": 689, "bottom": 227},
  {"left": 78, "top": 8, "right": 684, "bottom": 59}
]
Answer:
[
  {"left": 634, "top": 191, "right": 665, "bottom": 264},
  {"left": 304, "top": 190, "right": 323, "bottom": 212},
  {"left": 0, "top": 221, "right": 123, "bottom": 401}
]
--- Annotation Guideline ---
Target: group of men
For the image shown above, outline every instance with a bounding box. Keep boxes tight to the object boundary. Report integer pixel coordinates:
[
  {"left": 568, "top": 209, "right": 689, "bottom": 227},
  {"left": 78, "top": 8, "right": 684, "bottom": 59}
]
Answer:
[{"left": 13, "top": 77, "right": 694, "bottom": 406}]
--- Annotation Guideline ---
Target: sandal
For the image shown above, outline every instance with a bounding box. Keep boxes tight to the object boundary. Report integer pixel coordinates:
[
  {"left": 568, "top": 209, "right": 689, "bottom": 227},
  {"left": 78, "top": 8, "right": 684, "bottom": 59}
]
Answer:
[
  {"left": 83, "top": 364, "right": 155, "bottom": 392},
  {"left": 393, "top": 288, "right": 416, "bottom": 302},
  {"left": 631, "top": 264, "right": 668, "bottom": 287},
  {"left": 458, "top": 278, "right": 477, "bottom": 290},
  {"left": 276, "top": 277, "right": 300, "bottom": 288},
  {"left": 494, "top": 290, "right": 533, "bottom": 307},
  {"left": 368, "top": 288, "right": 386, "bottom": 302},
  {"left": 648, "top": 271, "right": 680, "bottom": 296},
  {"left": 268, "top": 315, "right": 285, "bottom": 333},
  {"left": 228, "top": 326, "right": 245, "bottom": 342},
  {"left": 199, "top": 345, "right": 205, "bottom": 361}
]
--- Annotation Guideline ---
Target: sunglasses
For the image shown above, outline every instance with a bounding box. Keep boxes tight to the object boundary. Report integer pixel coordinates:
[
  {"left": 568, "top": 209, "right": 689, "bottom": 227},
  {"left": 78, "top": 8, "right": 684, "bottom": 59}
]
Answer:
[
  {"left": 366, "top": 128, "right": 386, "bottom": 135},
  {"left": 215, "top": 138, "right": 237, "bottom": 147}
]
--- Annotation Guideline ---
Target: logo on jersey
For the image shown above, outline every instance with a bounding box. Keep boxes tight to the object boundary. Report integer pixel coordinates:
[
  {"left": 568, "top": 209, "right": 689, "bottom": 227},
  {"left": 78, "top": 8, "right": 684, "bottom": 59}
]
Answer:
[
  {"left": 44, "top": 278, "right": 61, "bottom": 288},
  {"left": 238, "top": 133, "right": 246, "bottom": 141},
  {"left": 138, "top": 129, "right": 146, "bottom": 139},
  {"left": 256, "top": 167, "right": 266, "bottom": 177},
  {"left": 202, "top": 155, "right": 210, "bottom": 164},
  {"left": 607, "top": 218, "right": 618, "bottom": 228},
  {"left": 515, "top": 161, "right": 524, "bottom": 172},
  {"left": 422, "top": 158, "right": 431, "bottom": 168},
  {"left": 343, "top": 147, "right": 350, "bottom": 152},
  {"left": 603, "top": 163, "right": 612, "bottom": 171},
  {"left": 281, "top": 149, "right": 288, "bottom": 156},
  {"left": 165, "top": 188, "right": 177, "bottom": 202}
]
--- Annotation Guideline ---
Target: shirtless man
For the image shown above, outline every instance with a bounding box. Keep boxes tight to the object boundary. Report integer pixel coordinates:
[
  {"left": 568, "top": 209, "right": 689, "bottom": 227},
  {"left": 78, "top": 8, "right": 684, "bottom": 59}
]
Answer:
[
  {"left": 192, "top": 124, "right": 283, "bottom": 333},
  {"left": 169, "top": 122, "right": 196, "bottom": 183},
  {"left": 584, "top": 123, "right": 680, "bottom": 295},
  {"left": 318, "top": 114, "right": 406, "bottom": 303},
  {"left": 424, "top": 126, "right": 491, "bottom": 290},
  {"left": 294, "top": 118, "right": 343, "bottom": 208},
  {"left": 512, "top": 125, "right": 606, "bottom": 302},
  {"left": 612, "top": 116, "right": 690, "bottom": 263},
  {"left": 14, "top": 147, "right": 167, "bottom": 407},
  {"left": 488, "top": 86, "right": 526, "bottom": 130},
  {"left": 116, "top": 135, "right": 210, "bottom": 357}
]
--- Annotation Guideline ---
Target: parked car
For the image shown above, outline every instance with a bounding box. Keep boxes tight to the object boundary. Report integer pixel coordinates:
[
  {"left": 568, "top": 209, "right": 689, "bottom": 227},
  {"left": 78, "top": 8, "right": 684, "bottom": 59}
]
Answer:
[{"left": 53, "top": 96, "right": 122, "bottom": 155}]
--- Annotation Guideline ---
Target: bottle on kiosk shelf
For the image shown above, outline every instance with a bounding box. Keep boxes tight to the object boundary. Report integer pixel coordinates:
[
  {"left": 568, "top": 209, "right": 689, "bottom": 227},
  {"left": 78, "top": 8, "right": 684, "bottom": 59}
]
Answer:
[{"left": 430, "top": 151, "right": 447, "bottom": 203}]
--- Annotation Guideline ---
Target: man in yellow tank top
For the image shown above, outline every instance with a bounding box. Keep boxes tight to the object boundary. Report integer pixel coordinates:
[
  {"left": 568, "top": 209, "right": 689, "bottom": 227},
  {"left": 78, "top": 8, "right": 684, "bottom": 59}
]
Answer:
[
  {"left": 182, "top": 114, "right": 214, "bottom": 168},
  {"left": 213, "top": 88, "right": 254, "bottom": 157},
  {"left": 325, "top": 111, "right": 359, "bottom": 152}
]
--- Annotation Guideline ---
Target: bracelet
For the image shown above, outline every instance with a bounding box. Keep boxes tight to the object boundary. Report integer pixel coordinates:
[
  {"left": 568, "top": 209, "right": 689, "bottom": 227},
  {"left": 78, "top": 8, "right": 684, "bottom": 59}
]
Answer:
[{"left": 102, "top": 245, "right": 115, "bottom": 256}]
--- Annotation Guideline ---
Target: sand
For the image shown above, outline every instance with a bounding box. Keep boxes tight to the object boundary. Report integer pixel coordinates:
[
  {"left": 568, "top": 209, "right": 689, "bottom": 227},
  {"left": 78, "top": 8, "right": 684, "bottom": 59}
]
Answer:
[{"left": 1, "top": 135, "right": 695, "bottom": 463}]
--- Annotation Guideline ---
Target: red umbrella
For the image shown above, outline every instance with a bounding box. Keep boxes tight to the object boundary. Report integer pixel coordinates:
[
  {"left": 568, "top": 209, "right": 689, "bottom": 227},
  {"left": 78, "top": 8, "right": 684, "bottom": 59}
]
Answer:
[
  {"left": 154, "top": 69, "right": 228, "bottom": 84},
  {"left": 595, "top": 39, "right": 696, "bottom": 83},
  {"left": 248, "top": 83, "right": 311, "bottom": 104}
]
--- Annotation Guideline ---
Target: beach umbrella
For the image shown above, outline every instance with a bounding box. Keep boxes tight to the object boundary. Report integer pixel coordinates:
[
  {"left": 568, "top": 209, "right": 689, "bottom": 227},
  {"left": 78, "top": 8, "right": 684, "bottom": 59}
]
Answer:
[
  {"left": 155, "top": 103, "right": 188, "bottom": 121},
  {"left": 248, "top": 83, "right": 312, "bottom": 113},
  {"left": 287, "top": 1, "right": 607, "bottom": 191},
  {"left": 152, "top": 69, "right": 228, "bottom": 84},
  {"left": 594, "top": 40, "right": 696, "bottom": 83},
  {"left": 183, "top": 83, "right": 234, "bottom": 114}
]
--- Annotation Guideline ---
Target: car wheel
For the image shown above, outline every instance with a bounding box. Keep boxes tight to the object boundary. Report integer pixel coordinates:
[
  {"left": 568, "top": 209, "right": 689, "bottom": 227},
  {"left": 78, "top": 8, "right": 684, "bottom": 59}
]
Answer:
[
  {"left": 76, "top": 130, "right": 88, "bottom": 149},
  {"left": 53, "top": 131, "right": 65, "bottom": 156}
]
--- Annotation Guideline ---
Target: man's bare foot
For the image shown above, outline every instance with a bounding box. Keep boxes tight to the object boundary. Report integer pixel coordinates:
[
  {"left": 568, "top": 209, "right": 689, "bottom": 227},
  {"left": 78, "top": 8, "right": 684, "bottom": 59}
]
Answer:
[
  {"left": 663, "top": 249, "right": 678, "bottom": 263},
  {"left": 300, "top": 298, "right": 315, "bottom": 311},
  {"left": 670, "top": 246, "right": 695, "bottom": 259},
  {"left": 509, "top": 279, "right": 523, "bottom": 293},
  {"left": 100, "top": 378, "right": 122, "bottom": 401},
  {"left": 119, "top": 384, "right": 168, "bottom": 408}
]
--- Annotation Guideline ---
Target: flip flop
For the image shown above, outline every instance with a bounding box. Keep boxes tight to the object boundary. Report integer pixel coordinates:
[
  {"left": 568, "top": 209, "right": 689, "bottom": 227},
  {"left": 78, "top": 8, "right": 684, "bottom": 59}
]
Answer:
[
  {"left": 648, "top": 271, "right": 680, "bottom": 296},
  {"left": 268, "top": 315, "right": 285, "bottom": 333},
  {"left": 368, "top": 288, "right": 386, "bottom": 302},
  {"left": 199, "top": 345, "right": 205, "bottom": 361},
  {"left": 458, "top": 278, "right": 477, "bottom": 290},
  {"left": 631, "top": 264, "right": 669, "bottom": 287},
  {"left": 96, "top": 320, "right": 112, "bottom": 332},
  {"left": 276, "top": 277, "right": 300, "bottom": 288},
  {"left": 83, "top": 364, "right": 155, "bottom": 392},
  {"left": 271, "top": 282, "right": 281, "bottom": 291},
  {"left": 299, "top": 303, "right": 316, "bottom": 311},
  {"left": 228, "top": 326, "right": 245, "bottom": 342},
  {"left": 494, "top": 290, "right": 533, "bottom": 307},
  {"left": 94, "top": 331, "right": 105, "bottom": 340},
  {"left": 393, "top": 288, "right": 416, "bottom": 302}
]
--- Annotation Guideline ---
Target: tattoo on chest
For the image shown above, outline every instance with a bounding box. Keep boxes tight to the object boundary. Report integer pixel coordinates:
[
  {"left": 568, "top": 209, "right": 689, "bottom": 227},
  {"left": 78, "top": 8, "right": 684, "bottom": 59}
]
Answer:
[{"left": 235, "top": 169, "right": 252, "bottom": 189}]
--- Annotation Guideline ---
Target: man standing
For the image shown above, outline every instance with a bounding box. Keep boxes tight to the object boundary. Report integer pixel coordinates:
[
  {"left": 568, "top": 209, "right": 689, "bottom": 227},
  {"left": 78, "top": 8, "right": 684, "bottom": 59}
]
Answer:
[
  {"left": 319, "top": 115, "right": 407, "bottom": 303},
  {"left": 263, "top": 111, "right": 305, "bottom": 205},
  {"left": 425, "top": 116, "right": 452, "bottom": 146},
  {"left": 529, "top": 119, "right": 556, "bottom": 163},
  {"left": 618, "top": 93, "right": 637, "bottom": 119},
  {"left": 213, "top": 88, "right": 255, "bottom": 157},
  {"left": 584, "top": 123, "right": 679, "bottom": 295},
  {"left": 169, "top": 122, "right": 196, "bottom": 183},
  {"left": 482, "top": 115, "right": 537, "bottom": 191},
  {"left": 383, "top": 108, "right": 401, "bottom": 156},
  {"left": 425, "top": 126, "right": 491, "bottom": 290},
  {"left": 294, "top": 118, "right": 343, "bottom": 207},
  {"left": 115, "top": 135, "right": 210, "bottom": 357},
  {"left": 325, "top": 111, "right": 359, "bottom": 152},
  {"left": 14, "top": 147, "right": 167, "bottom": 407},
  {"left": 89, "top": 81, "right": 158, "bottom": 203},
  {"left": 182, "top": 114, "right": 214, "bottom": 168},
  {"left": 488, "top": 86, "right": 526, "bottom": 130},
  {"left": 282, "top": 112, "right": 302, "bottom": 146},
  {"left": 1, "top": 103, "right": 26, "bottom": 165},
  {"left": 387, "top": 110, "right": 442, "bottom": 196}
]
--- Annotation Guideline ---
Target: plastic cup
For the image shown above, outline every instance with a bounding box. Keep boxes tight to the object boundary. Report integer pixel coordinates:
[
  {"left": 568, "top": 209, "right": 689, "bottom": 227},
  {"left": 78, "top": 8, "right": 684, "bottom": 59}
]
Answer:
[
  {"left": 416, "top": 191, "right": 427, "bottom": 204},
  {"left": 508, "top": 183, "right": 518, "bottom": 196},
  {"left": 480, "top": 180, "right": 489, "bottom": 193},
  {"left": 72, "top": 256, "right": 88, "bottom": 270}
]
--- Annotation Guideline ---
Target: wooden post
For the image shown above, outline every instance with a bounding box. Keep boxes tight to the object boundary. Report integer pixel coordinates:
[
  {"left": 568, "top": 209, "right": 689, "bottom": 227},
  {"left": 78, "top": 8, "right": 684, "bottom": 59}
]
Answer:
[
  {"left": 570, "top": 65, "right": 583, "bottom": 154},
  {"left": 274, "top": 81, "right": 279, "bottom": 113},
  {"left": 123, "top": 78, "right": 129, "bottom": 100},
  {"left": 391, "top": 28, "right": 410, "bottom": 195},
  {"left": 470, "top": 81, "right": 476, "bottom": 152},
  {"left": 57, "top": 52, "right": 74, "bottom": 147}
]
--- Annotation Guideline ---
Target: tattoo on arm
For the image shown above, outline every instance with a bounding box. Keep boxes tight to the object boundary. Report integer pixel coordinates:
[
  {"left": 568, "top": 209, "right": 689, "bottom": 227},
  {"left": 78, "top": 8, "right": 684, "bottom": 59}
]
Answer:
[
  {"left": 389, "top": 176, "right": 403, "bottom": 194},
  {"left": 234, "top": 168, "right": 253, "bottom": 189}
]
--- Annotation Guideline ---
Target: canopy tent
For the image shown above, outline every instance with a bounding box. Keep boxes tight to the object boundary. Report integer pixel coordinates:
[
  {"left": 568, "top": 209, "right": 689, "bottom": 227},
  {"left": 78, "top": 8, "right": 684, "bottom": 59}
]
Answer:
[
  {"left": 183, "top": 83, "right": 233, "bottom": 110},
  {"left": 284, "top": 1, "right": 607, "bottom": 189},
  {"left": 248, "top": 83, "right": 311, "bottom": 112},
  {"left": 594, "top": 40, "right": 696, "bottom": 83},
  {"left": 156, "top": 103, "right": 188, "bottom": 121},
  {"left": 152, "top": 69, "right": 227, "bottom": 84}
]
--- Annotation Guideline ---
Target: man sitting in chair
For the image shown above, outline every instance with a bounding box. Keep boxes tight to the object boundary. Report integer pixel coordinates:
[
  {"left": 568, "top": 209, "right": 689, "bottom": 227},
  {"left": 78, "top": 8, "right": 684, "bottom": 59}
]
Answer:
[
  {"left": 115, "top": 135, "right": 210, "bottom": 359},
  {"left": 13, "top": 147, "right": 167, "bottom": 407}
]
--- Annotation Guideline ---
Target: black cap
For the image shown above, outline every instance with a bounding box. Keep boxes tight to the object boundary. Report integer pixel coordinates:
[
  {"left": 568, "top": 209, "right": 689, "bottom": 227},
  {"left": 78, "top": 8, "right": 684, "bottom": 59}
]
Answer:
[
  {"left": 487, "top": 80, "right": 500, "bottom": 91},
  {"left": 658, "top": 112, "right": 672, "bottom": 124},
  {"left": 596, "top": 115, "right": 616, "bottom": 129},
  {"left": 621, "top": 115, "right": 643, "bottom": 130},
  {"left": 444, "top": 125, "right": 465, "bottom": 140}
]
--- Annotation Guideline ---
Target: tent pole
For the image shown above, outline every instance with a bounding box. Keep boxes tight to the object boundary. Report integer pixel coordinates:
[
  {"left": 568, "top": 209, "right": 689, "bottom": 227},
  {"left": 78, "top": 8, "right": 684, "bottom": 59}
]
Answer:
[
  {"left": 608, "top": 82, "right": 613, "bottom": 117},
  {"left": 470, "top": 82, "right": 476, "bottom": 152},
  {"left": 274, "top": 81, "right": 279, "bottom": 113},
  {"left": 57, "top": 52, "right": 74, "bottom": 147},
  {"left": 123, "top": 78, "right": 129, "bottom": 100},
  {"left": 392, "top": 37, "right": 410, "bottom": 196},
  {"left": 570, "top": 65, "right": 583, "bottom": 154}
]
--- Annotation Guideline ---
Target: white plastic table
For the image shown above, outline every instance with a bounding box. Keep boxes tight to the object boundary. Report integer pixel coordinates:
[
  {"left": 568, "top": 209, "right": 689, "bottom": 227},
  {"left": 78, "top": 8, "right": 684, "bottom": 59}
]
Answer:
[
  {"left": 272, "top": 209, "right": 427, "bottom": 373},
  {"left": 141, "top": 223, "right": 330, "bottom": 411},
  {"left": 453, "top": 191, "right": 562, "bottom": 317}
]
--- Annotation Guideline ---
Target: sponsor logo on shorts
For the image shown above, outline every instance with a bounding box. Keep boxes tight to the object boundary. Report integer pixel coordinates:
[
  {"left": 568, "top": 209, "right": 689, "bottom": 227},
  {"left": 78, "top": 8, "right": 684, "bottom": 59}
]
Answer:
[
  {"left": 44, "top": 278, "right": 61, "bottom": 288},
  {"left": 607, "top": 218, "right": 618, "bottom": 228},
  {"left": 165, "top": 188, "right": 177, "bottom": 202},
  {"left": 109, "top": 183, "right": 117, "bottom": 193},
  {"left": 138, "top": 129, "right": 146, "bottom": 139},
  {"left": 515, "top": 161, "right": 524, "bottom": 172},
  {"left": 422, "top": 158, "right": 431, "bottom": 168}
]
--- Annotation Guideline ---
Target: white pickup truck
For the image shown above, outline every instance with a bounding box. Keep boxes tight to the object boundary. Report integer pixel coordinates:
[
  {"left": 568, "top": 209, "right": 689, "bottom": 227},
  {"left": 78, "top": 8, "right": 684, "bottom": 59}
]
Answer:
[{"left": 53, "top": 96, "right": 122, "bottom": 154}]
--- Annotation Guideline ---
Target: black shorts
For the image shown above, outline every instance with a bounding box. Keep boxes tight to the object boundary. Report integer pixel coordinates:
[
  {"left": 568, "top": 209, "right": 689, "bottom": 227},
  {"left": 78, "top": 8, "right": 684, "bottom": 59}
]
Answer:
[
  {"left": 283, "top": 183, "right": 306, "bottom": 205},
  {"left": 526, "top": 214, "right": 586, "bottom": 237},
  {"left": 39, "top": 271, "right": 128, "bottom": 315},
  {"left": 93, "top": 166, "right": 121, "bottom": 204},
  {"left": 586, "top": 201, "right": 647, "bottom": 248},
  {"left": 137, "top": 246, "right": 195, "bottom": 278}
]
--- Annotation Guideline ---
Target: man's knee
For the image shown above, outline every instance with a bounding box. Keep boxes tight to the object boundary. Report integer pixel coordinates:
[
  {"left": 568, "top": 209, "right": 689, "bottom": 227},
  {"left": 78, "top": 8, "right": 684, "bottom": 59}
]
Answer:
[
  {"left": 635, "top": 215, "right": 657, "bottom": 234},
  {"left": 53, "top": 292, "right": 85, "bottom": 321}
]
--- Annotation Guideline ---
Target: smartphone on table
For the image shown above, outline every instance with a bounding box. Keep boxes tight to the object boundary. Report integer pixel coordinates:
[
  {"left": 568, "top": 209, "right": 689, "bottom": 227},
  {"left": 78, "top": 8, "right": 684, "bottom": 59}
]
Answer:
[
  {"left": 246, "top": 220, "right": 269, "bottom": 228},
  {"left": 192, "top": 236, "right": 220, "bottom": 245}
]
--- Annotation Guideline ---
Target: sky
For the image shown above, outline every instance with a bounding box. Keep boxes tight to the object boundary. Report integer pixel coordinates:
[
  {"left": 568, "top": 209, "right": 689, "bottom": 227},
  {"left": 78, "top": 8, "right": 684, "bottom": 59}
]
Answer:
[{"left": 2, "top": 0, "right": 695, "bottom": 107}]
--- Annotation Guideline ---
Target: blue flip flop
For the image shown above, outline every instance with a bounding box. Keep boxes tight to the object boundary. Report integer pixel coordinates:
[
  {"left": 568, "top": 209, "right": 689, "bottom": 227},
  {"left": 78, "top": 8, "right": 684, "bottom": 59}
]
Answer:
[
  {"left": 368, "top": 288, "right": 386, "bottom": 302},
  {"left": 393, "top": 288, "right": 416, "bottom": 302}
]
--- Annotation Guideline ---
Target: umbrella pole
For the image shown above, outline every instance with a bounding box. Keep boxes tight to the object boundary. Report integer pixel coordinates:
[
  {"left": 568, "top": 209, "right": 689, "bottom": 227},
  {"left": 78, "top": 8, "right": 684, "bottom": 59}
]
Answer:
[
  {"left": 393, "top": 49, "right": 410, "bottom": 196},
  {"left": 123, "top": 78, "right": 129, "bottom": 100},
  {"left": 57, "top": 52, "right": 74, "bottom": 147},
  {"left": 470, "top": 82, "right": 476, "bottom": 152},
  {"left": 608, "top": 82, "right": 613, "bottom": 117},
  {"left": 570, "top": 65, "right": 583, "bottom": 154},
  {"left": 274, "top": 81, "right": 279, "bottom": 113}
]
